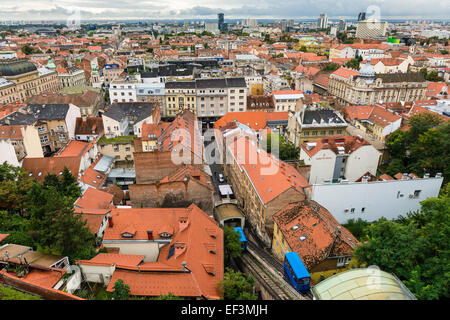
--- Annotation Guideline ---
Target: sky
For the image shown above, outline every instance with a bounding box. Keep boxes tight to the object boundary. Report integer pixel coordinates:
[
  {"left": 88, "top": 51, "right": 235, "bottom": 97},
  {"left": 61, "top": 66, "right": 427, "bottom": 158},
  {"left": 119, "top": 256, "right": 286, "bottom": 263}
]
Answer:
[{"left": 0, "top": 0, "right": 449, "bottom": 21}]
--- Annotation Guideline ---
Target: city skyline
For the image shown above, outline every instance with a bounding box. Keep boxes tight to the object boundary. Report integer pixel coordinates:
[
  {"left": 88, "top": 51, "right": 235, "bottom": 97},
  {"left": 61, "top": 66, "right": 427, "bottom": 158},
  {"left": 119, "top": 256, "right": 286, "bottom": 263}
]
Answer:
[{"left": 1, "top": 0, "right": 450, "bottom": 21}]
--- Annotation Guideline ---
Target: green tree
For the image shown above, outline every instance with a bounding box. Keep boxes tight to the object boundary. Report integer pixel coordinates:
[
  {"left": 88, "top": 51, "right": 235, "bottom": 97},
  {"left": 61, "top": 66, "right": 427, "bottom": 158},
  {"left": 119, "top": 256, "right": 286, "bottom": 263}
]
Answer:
[
  {"left": 21, "top": 45, "right": 33, "bottom": 55},
  {"left": 223, "top": 226, "right": 243, "bottom": 263},
  {"left": 60, "top": 167, "right": 82, "bottom": 201},
  {"left": 28, "top": 183, "right": 95, "bottom": 261},
  {"left": 425, "top": 70, "right": 444, "bottom": 82},
  {"left": 321, "top": 63, "right": 340, "bottom": 71},
  {"left": 0, "top": 162, "right": 34, "bottom": 213},
  {"left": 299, "top": 45, "right": 308, "bottom": 52},
  {"left": 345, "top": 58, "right": 361, "bottom": 70},
  {"left": 217, "top": 268, "right": 257, "bottom": 300},
  {"left": 152, "top": 292, "right": 183, "bottom": 300},
  {"left": 354, "top": 191, "right": 450, "bottom": 300},
  {"left": 342, "top": 218, "right": 370, "bottom": 240},
  {"left": 112, "top": 279, "right": 130, "bottom": 300},
  {"left": 385, "top": 113, "right": 449, "bottom": 182}
]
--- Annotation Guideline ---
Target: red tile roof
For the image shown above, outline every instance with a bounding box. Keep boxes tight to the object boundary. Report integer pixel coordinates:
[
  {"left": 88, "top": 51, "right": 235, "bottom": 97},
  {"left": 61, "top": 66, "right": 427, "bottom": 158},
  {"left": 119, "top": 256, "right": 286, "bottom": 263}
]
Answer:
[
  {"left": 55, "top": 140, "right": 93, "bottom": 157},
  {"left": 331, "top": 67, "right": 359, "bottom": 79},
  {"left": 79, "top": 155, "right": 108, "bottom": 189},
  {"left": 102, "top": 204, "right": 223, "bottom": 299},
  {"left": 79, "top": 253, "right": 144, "bottom": 268},
  {"left": 273, "top": 200, "right": 359, "bottom": 270},
  {"left": 227, "top": 136, "right": 309, "bottom": 204},
  {"left": 74, "top": 187, "right": 114, "bottom": 210},
  {"left": 0, "top": 125, "right": 23, "bottom": 140},
  {"left": 0, "top": 234, "right": 9, "bottom": 242},
  {"left": 301, "top": 135, "right": 370, "bottom": 158},
  {"left": 22, "top": 157, "right": 81, "bottom": 182}
]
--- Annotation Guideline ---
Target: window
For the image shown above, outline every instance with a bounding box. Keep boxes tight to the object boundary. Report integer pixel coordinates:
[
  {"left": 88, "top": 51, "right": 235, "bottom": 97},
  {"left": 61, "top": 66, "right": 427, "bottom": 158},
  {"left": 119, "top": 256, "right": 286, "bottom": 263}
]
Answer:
[
  {"left": 413, "top": 190, "right": 421, "bottom": 198},
  {"left": 350, "top": 208, "right": 355, "bottom": 213},
  {"left": 361, "top": 207, "right": 365, "bottom": 213},
  {"left": 337, "top": 257, "right": 346, "bottom": 267}
]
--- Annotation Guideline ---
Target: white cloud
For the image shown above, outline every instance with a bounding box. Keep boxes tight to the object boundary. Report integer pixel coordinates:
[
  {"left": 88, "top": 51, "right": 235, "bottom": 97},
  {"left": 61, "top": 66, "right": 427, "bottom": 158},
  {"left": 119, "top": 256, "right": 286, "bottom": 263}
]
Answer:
[{"left": 0, "top": 0, "right": 448, "bottom": 20}]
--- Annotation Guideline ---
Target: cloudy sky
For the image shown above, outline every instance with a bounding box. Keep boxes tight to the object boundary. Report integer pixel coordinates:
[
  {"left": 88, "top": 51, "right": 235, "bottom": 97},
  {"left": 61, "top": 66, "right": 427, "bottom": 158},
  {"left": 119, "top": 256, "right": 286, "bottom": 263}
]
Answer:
[{"left": 0, "top": 0, "right": 448, "bottom": 21}]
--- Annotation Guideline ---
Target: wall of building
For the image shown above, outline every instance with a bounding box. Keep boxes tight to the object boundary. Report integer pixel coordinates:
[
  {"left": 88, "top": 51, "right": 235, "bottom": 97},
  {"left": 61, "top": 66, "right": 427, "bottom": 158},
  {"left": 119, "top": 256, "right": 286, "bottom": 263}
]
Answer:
[
  {"left": 129, "top": 179, "right": 214, "bottom": 214},
  {"left": 65, "top": 104, "right": 82, "bottom": 140},
  {"left": 22, "top": 125, "right": 44, "bottom": 158},
  {"left": 78, "top": 264, "right": 116, "bottom": 286},
  {"left": 311, "top": 176, "right": 444, "bottom": 223},
  {"left": 0, "top": 140, "right": 19, "bottom": 166},
  {"left": 102, "top": 241, "right": 164, "bottom": 262},
  {"left": 344, "top": 145, "right": 380, "bottom": 181}
]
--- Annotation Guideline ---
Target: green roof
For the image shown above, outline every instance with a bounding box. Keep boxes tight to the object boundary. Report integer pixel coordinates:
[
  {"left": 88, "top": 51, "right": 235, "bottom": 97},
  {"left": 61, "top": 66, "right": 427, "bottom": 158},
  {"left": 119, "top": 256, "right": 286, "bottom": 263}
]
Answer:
[
  {"left": 0, "top": 59, "right": 37, "bottom": 77},
  {"left": 97, "top": 135, "right": 136, "bottom": 145},
  {"left": 312, "top": 268, "right": 416, "bottom": 300}
]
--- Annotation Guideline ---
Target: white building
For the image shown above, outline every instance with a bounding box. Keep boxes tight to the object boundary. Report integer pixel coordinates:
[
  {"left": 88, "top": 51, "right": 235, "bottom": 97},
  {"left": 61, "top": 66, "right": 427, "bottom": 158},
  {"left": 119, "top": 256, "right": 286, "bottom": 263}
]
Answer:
[
  {"left": 273, "top": 90, "right": 304, "bottom": 112},
  {"left": 311, "top": 173, "right": 444, "bottom": 223},
  {"left": 0, "top": 139, "right": 20, "bottom": 166},
  {"left": 109, "top": 80, "right": 138, "bottom": 103},
  {"left": 300, "top": 135, "right": 381, "bottom": 184},
  {"left": 355, "top": 20, "right": 388, "bottom": 39},
  {"left": 317, "top": 14, "right": 328, "bottom": 29}
]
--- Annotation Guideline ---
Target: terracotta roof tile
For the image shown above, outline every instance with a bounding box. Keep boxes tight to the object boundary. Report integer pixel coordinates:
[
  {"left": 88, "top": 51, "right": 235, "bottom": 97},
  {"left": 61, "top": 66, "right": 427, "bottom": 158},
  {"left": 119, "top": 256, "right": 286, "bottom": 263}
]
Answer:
[
  {"left": 74, "top": 187, "right": 114, "bottom": 210},
  {"left": 273, "top": 200, "right": 359, "bottom": 270}
]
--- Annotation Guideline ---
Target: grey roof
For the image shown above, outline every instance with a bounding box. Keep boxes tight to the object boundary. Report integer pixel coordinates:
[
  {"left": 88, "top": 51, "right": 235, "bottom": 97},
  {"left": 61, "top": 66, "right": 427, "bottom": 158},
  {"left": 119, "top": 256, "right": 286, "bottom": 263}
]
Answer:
[
  {"left": 165, "top": 81, "right": 196, "bottom": 89},
  {"left": 376, "top": 72, "right": 425, "bottom": 83},
  {"left": 225, "top": 78, "right": 247, "bottom": 88},
  {"left": 0, "top": 104, "right": 70, "bottom": 125},
  {"left": 103, "top": 102, "right": 157, "bottom": 123},
  {"left": 303, "top": 109, "right": 346, "bottom": 125},
  {"left": 196, "top": 78, "right": 227, "bottom": 88},
  {"left": 165, "top": 77, "right": 246, "bottom": 90},
  {"left": 108, "top": 168, "right": 136, "bottom": 178},
  {"left": 93, "top": 155, "right": 114, "bottom": 173}
]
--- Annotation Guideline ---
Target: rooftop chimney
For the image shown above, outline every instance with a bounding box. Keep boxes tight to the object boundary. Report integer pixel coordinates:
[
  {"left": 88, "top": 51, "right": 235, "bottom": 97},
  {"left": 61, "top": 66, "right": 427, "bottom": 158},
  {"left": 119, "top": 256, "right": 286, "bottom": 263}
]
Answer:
[
  {"left": 147, "top": 230, "right": 153, "bottom": 240},
  {"left": 108, "top": 216, "right": 113, "bottom": 228}
]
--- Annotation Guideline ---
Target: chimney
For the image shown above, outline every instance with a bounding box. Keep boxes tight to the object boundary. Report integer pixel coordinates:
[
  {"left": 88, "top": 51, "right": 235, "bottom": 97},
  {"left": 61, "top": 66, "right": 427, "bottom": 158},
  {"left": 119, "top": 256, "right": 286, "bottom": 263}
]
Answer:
[
  {"left": 108, "top": 216, "right": 113, "bottom": 228},
  {"left": 147, "top": 230, "right": 153, "bottom": 240}
]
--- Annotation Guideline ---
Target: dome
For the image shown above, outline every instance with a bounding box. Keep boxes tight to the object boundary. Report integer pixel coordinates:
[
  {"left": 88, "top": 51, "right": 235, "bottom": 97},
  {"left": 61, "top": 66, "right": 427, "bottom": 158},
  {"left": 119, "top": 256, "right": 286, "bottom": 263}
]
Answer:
[
  {"left": 312, "top": 268, "right": 417, "bottom": 300},
  {"left": 0, "top": 58, "right": 37, "bottom": 77},
  {"left": 358, "top": 57, "right": 375, "bottom": 79}
]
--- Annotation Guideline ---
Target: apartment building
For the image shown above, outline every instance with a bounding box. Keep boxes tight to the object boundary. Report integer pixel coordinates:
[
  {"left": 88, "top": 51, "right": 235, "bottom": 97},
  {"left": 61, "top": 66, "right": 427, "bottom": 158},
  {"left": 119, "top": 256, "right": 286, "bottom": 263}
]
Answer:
[
  {"left": 0, "top": 58, "right": 61, "bottom": 103},
  {"left": 165, "top": 78, "right": 247, "bottom": 119},
  {"left": 165, "top": 81, "right": 197, "bottom": 118},
  {"left": 109, "top": 79, "right": 138, "bottom": 103},
  {"left": 311, "top": 173, "right": 444, "bottom": 224},
  {"left": 345, "top": 104, "right": 402, "bottom": 142},
  {"left": 299, "top": 135, "right": 381, "bottom": 184},
  {"left": 287, "top": 105, "right": 348, "bottom": 146},
  {"left": 328, "top": 62, "right": 427, "bottom": 106},
  {"left": 57, "top": 67, "right": 86, "bottom": 88},
  {"left": 273, "top": 90, "right": 304, "bottom": 112},
  {"left": 0, "top": 104, "right": 81, "bottom": 155},
  {"left": 224, "top": 135, "right": 310, "bottom": 244},
  {"left": 0, "top": 125, "right": 43, "bottom": 163},
  {"left": 102, "top": 102, "right": 160, "bottom": 138},
  {"left": 272, "top": 201, "right": 358, "bottom": 277}
]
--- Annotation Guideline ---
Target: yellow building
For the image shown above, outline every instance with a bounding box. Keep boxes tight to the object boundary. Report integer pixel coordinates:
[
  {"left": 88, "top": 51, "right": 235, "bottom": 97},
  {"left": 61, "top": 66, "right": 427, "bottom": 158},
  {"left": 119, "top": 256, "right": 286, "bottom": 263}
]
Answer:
[
  {"left": 165, "top": 81, "right": 197, "bottom": 117},
  {"left": 287, "top": 104, "right": 348, "bottom": 146},
  {"left": 0, "top": 58, "right": 61, "bottom": 103},
  {"left": 223, "top": 135, "right": 308, "bottom": 245},
  {"left": 272, "top": 201, "right": 359, "bottom": 282}
]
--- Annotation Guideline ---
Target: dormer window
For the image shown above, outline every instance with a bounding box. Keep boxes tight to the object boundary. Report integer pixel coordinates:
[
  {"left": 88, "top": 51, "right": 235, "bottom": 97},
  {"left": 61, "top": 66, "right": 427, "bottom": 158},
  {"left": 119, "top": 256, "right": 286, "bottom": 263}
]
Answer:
[
  {"left": 121, "top": 232, "right": 134, "bottom": 238},
  {"left": 160, "top": 232, "right": 172, "bottom": 239}
]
